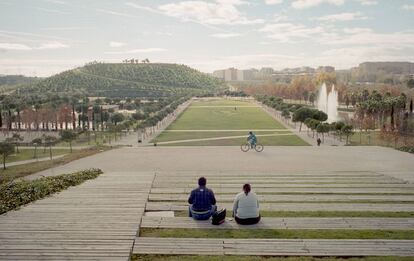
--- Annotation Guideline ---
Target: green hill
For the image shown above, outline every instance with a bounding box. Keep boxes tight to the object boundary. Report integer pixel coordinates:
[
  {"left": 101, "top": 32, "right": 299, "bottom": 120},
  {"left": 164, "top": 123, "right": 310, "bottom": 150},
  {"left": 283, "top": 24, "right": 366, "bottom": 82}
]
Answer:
[
  {"left": 22, "top": 63, "right": 224, "bottom": 98},
  {"left": 0, "top": 75, "right": 41, "bottom": 93}
]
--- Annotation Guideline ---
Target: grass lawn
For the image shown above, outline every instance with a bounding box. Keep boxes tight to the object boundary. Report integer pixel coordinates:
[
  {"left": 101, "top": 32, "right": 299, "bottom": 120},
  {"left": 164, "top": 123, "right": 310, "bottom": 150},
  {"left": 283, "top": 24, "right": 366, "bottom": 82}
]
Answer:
[
  {"left": 132, "top": 255, "right": 414, "bottom": 261},
  {"left": 350, "top": 131, "right": 414, "bottom": 148},
  {"left": 174, "top": 210, "right": 414, "bottom": 218},
  {"left": 0, "top": 146, "right": 111, "bottom": 184},
  {"left": 140, "top": 228, "right": 414, "bottom": 240},
  {"left": 191, "top": 99, "right": 255, "bottom": 106},
  {"left": 6, "top": 148, "right": 71, "bottom": 163},
  {"left": 152, "top": 99, "right": 308, "bottom": 146}
]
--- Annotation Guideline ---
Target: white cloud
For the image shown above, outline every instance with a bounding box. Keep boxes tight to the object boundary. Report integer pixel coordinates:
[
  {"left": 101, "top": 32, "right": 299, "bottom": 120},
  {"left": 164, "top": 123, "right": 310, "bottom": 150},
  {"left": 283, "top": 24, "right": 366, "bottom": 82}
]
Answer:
[
  {"left": 157, "top": 1, "right": 264, "bottom": 25},
  {"left": 210, "top": 33, "right": 242, "bottom": 38},
  {"left": 0, "top": 41, "right": 68, "bottom": 51},
  {"left": 109, "top": 41, "right": 126, "bottom": 47},
  {"left": 315, "top": 12, "right": 368, "bottom": 22},
  {"left": 0, "top": 43, "right": 32, "bottom": 50},
  {"left": 37, "top": 41, "right": 68, "bottom": 50},
  {"left": 35, "top": 7, "right": 69, "bottom": 15},
  {"left": 356, "top": 0, "right": 378, "bottom": 6},
  {"left": 264, "top": 0, "right": 283, "bottom": 5},
  {"left": 260, "top": 22, "right": 326, "bottom": 42},
  {"left": 43, "top": 0, "right": 66, "bottom": 4},
  {"left": 97, "top": 9, "right": 135, "bottom": 18},
  {"left": 105, "top": 48, "right": 167, "bottom": 54},
  {"left": 291, "top": 0, "right": 345, "bottom": 9},
  {"left": 402, "top": 5, "right": 414, "bottom": 11}
]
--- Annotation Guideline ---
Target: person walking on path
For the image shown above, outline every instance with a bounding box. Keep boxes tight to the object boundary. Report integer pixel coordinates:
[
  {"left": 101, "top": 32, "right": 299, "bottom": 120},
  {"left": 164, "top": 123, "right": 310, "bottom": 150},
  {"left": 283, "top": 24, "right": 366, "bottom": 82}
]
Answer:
[
  {"left": 233, "top": 184, "right": 261, "bottom": 225},
  {"left": 317, "top": 137, "right": 322, "bottom": 146}
]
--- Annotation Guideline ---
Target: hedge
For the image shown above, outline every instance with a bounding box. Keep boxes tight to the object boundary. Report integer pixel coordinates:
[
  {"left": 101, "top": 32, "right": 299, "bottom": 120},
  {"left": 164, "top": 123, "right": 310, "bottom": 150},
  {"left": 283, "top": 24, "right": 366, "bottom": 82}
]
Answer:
[{"left": 0, "top": 168, "right": 103, "bottom": 214}]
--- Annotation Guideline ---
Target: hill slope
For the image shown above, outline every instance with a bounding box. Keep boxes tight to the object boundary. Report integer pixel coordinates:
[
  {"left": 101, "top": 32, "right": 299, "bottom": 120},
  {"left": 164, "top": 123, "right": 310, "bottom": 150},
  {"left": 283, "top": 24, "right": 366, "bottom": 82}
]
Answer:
[{"left": 23, "top": 63, "right": 224, "bottom": 98}]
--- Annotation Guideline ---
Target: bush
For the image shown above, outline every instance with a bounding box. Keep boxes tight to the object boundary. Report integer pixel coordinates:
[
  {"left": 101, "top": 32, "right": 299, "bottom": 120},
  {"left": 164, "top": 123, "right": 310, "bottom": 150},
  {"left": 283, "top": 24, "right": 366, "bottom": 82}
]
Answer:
[
  {"left": 398, "top": 146, "right": 414, "bottom": 154},
  {"left": 0, "top": 168, "right": 103, "bottom": 214}
]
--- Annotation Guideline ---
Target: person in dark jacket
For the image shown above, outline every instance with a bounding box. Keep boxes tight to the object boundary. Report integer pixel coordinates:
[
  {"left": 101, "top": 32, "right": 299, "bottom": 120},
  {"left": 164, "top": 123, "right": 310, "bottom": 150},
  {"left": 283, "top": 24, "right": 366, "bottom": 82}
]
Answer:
[{"left": 188, "top": 177, "right": 217, "bottom": 220}]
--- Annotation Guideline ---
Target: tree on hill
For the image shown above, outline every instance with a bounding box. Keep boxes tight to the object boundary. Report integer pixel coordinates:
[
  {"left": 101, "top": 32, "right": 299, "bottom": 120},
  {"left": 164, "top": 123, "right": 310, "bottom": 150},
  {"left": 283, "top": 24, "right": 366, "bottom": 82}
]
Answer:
[{"left": 0, "top": 142, "right": 15, "bottom": 170}]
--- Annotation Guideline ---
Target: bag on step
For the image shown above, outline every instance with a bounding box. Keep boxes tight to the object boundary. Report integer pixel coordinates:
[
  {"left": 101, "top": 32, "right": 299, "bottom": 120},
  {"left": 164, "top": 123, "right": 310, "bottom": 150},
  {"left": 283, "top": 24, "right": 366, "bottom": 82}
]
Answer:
[{"left": 211, "top": 208, "right": 226, "bottom": 225}]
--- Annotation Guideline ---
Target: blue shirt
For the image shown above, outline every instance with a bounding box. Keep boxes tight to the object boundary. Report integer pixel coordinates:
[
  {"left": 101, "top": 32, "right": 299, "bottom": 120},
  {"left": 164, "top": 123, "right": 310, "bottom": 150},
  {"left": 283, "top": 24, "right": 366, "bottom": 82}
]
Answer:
[
  {"left": 248, "top": 133, "right": 257, "bottom": 143},
  {"left": 188, "top": 186, "right": 216, "bottom": 211}
]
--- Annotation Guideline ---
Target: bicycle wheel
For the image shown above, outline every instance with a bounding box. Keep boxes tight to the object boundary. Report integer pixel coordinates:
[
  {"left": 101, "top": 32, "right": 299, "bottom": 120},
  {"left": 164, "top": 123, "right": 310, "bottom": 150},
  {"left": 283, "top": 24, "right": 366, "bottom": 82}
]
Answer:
[
  {"left": 240, "top": 143, "right": 250, "bottom": 152},
  {"left": 254, "top": 144, "right": 264, "bottom": 152}
]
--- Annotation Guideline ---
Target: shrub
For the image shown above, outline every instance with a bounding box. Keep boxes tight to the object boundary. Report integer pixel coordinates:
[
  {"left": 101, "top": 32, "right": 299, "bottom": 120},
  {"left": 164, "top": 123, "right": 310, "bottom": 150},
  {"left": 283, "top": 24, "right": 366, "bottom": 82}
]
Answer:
[
  {"left": 0, "top": 168, "right": 102, "bottom": 214},
  {"left": 398, "top": 146, "right": 414, "bottom": 154}
]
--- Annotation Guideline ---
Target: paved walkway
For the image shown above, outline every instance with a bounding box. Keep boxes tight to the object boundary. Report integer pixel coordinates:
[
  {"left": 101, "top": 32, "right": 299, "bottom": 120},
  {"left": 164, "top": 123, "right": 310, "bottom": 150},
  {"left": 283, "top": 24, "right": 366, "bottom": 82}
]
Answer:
[{"left": 0, "top": 171, "right": 154, "bottom": 261}]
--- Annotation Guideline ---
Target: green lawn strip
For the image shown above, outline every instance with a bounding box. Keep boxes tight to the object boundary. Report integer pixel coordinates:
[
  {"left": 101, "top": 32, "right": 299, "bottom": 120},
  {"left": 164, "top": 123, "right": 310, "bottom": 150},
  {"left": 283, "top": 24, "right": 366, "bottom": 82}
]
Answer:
[
  {"left": 191, "top": 100, "right": 255, "bottom": 106},
  {"left": 0, "top": 146, "right": 111, "bottom": 184},
  {"left": 0, "top": 168, "right": 102, "bottom": 214},
  {"left": 132, "top": 255, "right": 413, "bottom": 261},
  {"left": 174, "top": 210, "right": 414, "bottom": 218},
  {"left": 5, "top": 148, "right": 72, "bottom": 163},
  {"left": 150, "top": 200, "right": 414, "bottom": 204},
  {"left": 140, "top": 228, "right": 414, "bottom": 240},
  {"left": 158, "top": 135, "right": 308, "bottom": 146},
  {"left": 153, "top": 131, "right": 289, "bottom": 143},
  {"left": 167, "top": 106, "right": 285, "bottom": 130}
]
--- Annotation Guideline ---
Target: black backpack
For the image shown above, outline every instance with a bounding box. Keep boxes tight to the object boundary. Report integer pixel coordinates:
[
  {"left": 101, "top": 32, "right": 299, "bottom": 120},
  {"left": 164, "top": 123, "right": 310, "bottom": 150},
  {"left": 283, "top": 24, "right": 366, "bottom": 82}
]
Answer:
[{"left": 211, "top": 208, "right": 226, "bottom": 225}]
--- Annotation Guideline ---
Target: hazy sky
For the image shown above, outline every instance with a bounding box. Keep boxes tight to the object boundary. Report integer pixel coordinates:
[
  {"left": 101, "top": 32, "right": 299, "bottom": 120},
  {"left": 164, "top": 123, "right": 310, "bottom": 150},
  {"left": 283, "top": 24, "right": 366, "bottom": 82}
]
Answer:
[{"left": 0, "top": 0, "right": 413, "bottom": 76}]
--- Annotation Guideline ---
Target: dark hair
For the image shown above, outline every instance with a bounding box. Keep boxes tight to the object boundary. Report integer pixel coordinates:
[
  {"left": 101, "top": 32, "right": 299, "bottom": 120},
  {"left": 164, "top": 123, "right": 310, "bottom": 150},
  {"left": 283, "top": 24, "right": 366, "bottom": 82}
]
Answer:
[
  {"left": 243, "top": 184, "right": 251, "bottom": 195},
  {"left": 249, "top": 131, "right": 253, "bottom": 135},
  {"left": 198, "top": 177, "right": 207, "bottom": 186}
]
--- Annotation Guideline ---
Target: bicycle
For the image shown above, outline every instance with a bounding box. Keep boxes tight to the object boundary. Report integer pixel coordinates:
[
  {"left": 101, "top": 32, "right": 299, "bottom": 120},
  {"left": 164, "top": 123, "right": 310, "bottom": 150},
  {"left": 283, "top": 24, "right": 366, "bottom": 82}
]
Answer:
[{"left": 241, "top": 143, "right": 264, "bottom": 152}]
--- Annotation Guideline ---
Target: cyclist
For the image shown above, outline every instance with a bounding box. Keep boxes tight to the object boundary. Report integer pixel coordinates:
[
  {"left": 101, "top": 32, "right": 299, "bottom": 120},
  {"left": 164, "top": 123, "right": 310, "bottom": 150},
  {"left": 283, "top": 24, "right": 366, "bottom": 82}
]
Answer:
[{"left": 247, "top": 131, "right": 257, "bottom": 148}]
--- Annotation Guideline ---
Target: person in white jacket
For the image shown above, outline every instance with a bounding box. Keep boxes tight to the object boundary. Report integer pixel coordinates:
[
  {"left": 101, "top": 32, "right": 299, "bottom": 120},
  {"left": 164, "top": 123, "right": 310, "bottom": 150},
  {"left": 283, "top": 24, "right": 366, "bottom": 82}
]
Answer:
[{"left": 232, "top": 184, "right": 261, "bottom": 225}]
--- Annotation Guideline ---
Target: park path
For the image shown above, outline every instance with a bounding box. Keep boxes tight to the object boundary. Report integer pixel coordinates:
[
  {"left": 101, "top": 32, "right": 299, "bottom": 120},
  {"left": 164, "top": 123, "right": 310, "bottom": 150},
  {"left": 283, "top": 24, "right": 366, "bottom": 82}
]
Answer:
[{"left": 0, "top": 171, "right": 154, "bottom": 261}]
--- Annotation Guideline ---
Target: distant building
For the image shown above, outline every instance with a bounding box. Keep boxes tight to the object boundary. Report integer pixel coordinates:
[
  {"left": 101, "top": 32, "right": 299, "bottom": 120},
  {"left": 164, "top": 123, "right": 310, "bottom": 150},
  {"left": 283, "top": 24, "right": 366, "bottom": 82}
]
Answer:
[
  {"left": 224, "top": 68, "right": 238, "bottom": 81},
  {"left": 260, "top": 67, "right": 274, "bottom": 75},
  {"left": 237, "top": 69, "right": 254, "bottom": 81}
]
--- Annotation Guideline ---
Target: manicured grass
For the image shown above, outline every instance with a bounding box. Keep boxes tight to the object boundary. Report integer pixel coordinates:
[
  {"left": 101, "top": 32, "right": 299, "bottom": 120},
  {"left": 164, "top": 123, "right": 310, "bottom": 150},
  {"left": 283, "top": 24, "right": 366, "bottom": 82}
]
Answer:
[
  {"left": 132, "top": 255, "right": 414, "bottom": 261},
  {"left": 350, "top": 131, "right": 414, "bottom": 148},
  {"left": 0, "top": 146, "right": 111, "bottom": 184},
  {"left": 152, "top": 99, "right": 308, "bottom": 146},
  {"left": 174, "top": 210, "right": 414, "bottom": 218},
  {"left": 140, "top": 228, "right": 414, "bottom": 240},
  {"left": 191, "top": 99, "right": 255, "bottom": 106},
  {"left": 154, "top": 131, "right": 289, "bottom": 143},
  {"left": 167, "top": 103, "right": 285, "bottom": 130},
  {"left": 5, "top": 148, "right": 71, "bottom": 163},
  {"left": 157, "top": 133, "right": 307, "bottom": 146}
]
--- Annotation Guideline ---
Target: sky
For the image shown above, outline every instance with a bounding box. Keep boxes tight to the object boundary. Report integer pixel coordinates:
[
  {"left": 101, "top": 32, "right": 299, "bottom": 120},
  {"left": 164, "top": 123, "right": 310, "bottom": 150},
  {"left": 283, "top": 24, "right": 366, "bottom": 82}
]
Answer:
[{"left": 0, "top": 0, "right": 414, "bottom": 77}]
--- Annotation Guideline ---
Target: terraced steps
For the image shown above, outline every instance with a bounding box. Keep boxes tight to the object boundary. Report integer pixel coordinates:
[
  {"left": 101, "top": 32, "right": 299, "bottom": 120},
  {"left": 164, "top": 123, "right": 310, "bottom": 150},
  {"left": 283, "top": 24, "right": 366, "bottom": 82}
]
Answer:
[
  {"left": 133, "top": 237, "right": 414, "bottom": 256},
  {"left": 141, "top": 216, "right": 414, "bottom": 230}
]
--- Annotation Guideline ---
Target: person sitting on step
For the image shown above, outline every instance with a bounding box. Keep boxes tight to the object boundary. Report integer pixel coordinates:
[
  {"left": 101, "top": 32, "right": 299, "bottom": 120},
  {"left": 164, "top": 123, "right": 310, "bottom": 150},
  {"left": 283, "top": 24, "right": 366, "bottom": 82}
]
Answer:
[
  {"left": 233, "top": 183, "right": 261, "bottom": 225},
  {"left": 188, "top": 177, "right": 217, "bottom": 220}
]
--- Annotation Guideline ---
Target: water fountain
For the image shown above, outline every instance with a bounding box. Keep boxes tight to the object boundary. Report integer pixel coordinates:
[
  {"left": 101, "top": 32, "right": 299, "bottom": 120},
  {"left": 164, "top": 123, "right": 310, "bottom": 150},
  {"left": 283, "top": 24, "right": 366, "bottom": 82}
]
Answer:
[{"left": 316, "top": 83, "right": 339, "bottom": 123}]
